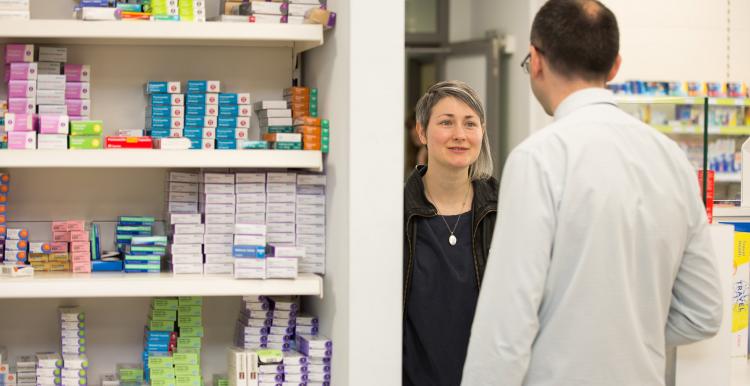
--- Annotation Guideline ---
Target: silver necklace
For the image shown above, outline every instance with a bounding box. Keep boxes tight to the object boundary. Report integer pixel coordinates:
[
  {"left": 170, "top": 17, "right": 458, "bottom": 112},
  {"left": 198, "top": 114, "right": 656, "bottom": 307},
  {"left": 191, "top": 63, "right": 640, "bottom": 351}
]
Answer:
[{"left": 425, "top": 182, "right": 471, "bottom": 246}]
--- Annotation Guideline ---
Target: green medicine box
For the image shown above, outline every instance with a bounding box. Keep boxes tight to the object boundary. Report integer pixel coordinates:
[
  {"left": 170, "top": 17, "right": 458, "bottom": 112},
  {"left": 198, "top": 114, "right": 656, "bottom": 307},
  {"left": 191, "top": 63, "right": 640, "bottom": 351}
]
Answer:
[
  {"left": 119, "top": 367, "right": 144, "bottom": 382},
  {"left": 177, "top": 315, "right": 202, "bottom": 327},
  {"left": 178, "top": 297, "right": 203, "bottom": 306},
  {"left": 149, "top": 309, "right": 177, "bottom": 321},
  {"left": 174, "top": 364, "right": 200, "bottom": 377},
  {"left": 69, "top": 120, "right": 104, "bottom": 136},
  {"left": 149, "top": 367, "right": 175, "bottom": 380},
  {"left": 177, "top": 305, "right": 202, "bottom": 317},
  {"left": 178, "top": 326, "right": 204, "bottom": 337},
  {"left": 177, "top": 337, "right": 202, "bottom": 349},
  {"left": 175, "top": 347, "right": 201, "bottom": 354},
  {"left": 152, "top": 298, "right": 179, "bottom": 310},
  {"left": 151, "top": 379, "right": 176, "bottom": 386},
  {"left": 175, "top": 375, "right": 202, "bottom": 386},
  {"left": 68, "top": 135, "right": 102, "bottom": 149},
  {"left": 173, "top": 352, "right": 200, "bottom": 366},
  {"left": 148, "top": 320, "right": 175, "bottom": 332},
  {"left": 148, "top": 356, "right": 174, "bottom": 369}
]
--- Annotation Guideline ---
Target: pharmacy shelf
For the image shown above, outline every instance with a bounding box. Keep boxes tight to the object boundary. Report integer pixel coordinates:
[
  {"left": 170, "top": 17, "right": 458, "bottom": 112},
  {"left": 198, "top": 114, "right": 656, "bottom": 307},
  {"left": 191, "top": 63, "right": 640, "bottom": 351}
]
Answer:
[
  {"left": 713, "top": 206, "right": 750, "bottom": 218},
  {"left": 617, "top": 96, "right": 750, "bottom": 106},
  {"left": 0, "top": 149, "right": 323, "bottom": 170},
  {"left": 0, "top": 19, "right": 324, "bottom": 54},
  {"left": 714, "top": 172, "right": 741, "bottom": 183},
  {"left": 653, "top": 125, "right": 750, "bottom": 136},
  {"left": 0, "top": 272, "right": 324, "bottom": 298}
]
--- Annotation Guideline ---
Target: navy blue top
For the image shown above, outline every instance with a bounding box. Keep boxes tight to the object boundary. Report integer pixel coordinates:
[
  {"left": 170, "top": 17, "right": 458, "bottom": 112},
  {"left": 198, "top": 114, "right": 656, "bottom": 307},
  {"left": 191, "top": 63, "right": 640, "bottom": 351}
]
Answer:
[{"left": 403, "top": 211, "right": 477, "bottom": 386}]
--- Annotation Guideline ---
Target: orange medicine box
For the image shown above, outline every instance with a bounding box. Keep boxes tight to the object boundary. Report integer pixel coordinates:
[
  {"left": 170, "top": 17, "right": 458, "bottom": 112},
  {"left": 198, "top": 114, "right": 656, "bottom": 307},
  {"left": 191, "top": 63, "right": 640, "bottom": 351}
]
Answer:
[
  {"left": 284, "top": 87, "right": 311, "bottom": 95},
  {"left": 302, "top": 134, "right": 321, "bottom": 143},
  {"left": 293, "top": 117, "right": 321, "bottom": 127},
  {"left": 285, "top": 94, "right": 314, "bottom": 103},
  {"left": 288, "top": 102, "right": 310, "bottom": 111},
  {"left": 296, "top": 125, "right": 321, "bottom": 136},
  {"left": 303, "top": 142, "right": 321, "bottom": 151}
]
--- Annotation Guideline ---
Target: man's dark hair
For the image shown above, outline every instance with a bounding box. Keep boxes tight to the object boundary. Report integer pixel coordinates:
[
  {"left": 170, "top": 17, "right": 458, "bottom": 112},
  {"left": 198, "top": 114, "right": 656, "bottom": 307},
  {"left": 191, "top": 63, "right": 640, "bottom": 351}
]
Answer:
[{"left": 530, "top": 0, "right": 619, "bottom": 81}]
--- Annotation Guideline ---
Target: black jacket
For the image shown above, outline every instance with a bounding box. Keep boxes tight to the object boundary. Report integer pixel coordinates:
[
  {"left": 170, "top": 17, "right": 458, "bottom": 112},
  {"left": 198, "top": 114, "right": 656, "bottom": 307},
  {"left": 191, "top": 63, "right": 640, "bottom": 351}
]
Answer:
[{"left": 403, "top": 165, "right": 499, "bottom": 312}]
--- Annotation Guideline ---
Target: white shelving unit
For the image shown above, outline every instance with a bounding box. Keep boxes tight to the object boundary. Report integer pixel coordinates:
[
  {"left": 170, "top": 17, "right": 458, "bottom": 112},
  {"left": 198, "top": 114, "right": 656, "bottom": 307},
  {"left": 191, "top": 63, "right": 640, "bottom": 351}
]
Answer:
[
  {"left": 0, "top": 1, "right": 405, "bottom": 385},
  {"left": 0, "top": 149, "right": 323, "bottom": 170},
  {"left": 0, "top": 20, "right": 324, "bottom": 54},
  {"left": 0, "top": 272, "right": 324, "bottom": 299}
]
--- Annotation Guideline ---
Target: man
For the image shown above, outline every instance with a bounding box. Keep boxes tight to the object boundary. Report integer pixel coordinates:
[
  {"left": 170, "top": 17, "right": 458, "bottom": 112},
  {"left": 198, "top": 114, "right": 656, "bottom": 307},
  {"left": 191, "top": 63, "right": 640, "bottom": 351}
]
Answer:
[{"left": 461, "top": 1, "right": 723, "bottom": 385}]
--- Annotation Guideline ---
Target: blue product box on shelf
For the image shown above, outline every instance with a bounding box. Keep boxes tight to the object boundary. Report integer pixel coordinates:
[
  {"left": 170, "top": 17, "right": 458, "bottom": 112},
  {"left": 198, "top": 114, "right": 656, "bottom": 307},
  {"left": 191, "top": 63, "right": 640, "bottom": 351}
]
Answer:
[
  {"left": 147, "top": 105, "right": 173, "bottom": 118},
  {"left": 185, "top": 116, "right": 216, "bottom": 128},
  {"left": 185, "top": 93, "right": 217, "bottom": 106},
  {"left": 80, "top": 0, "right": 109, "bottom": 7},
  {"left": 232, "top": 245, "right": 266, "bottom": 258},
  {"left": 148, "top": 129, "right": 172, "bottom": 138},
  {"left": 215, "top": 130, "right": 235, "bottom": 141},
  {"left": 186, "top": 105, "right": 212, "bottom": 116},
  {"left": 146, "top": 81, "right": 180, "bottom": 95},
  {"left": 183, "top": 128, "right": 204, "bottom": 138},
  {"left": 218, "top": 105, "right": 239, "bottom": 117},
  {"left": 91, "top": 260, "right": 123, "bottom": 272},
  {"left": 188, "top": 139, "right": 202, "bottom": 149},
  {"left": 218, "top": 117, "right": 248, "bottom": 129},
  {"left": 216, "top": 139, "right": 237, "bottom": 150},
  {"left": 186, "top": 80, "right": 220, "bottom": 94},
  {"left": 218, "top": 93, "right": 250, "bottom": 105}
]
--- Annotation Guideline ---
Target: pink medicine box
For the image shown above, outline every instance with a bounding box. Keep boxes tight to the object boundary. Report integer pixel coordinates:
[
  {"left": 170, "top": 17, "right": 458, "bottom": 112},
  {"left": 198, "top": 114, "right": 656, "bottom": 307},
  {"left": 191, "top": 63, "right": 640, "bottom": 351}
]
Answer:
[
  {"left": 7, "top": 98, "right": 36, "bottom": 114},
  {"left": 8, "top": 62, "right": 37, "bottom": 80},
  {"left": 39, "top": 115, "right": 70, "bottom": 134},
  {"left": 3, "top": 113, "right": 37, "bottom": 132},
  {"left": 8, "top": 132, "right": 36, "bottom": 149},
  {"left": 8, "top": 80, "right": 36, "bottom": 98},
  {"left": 64, "top": 64, "right": 91, "bottom": 82},
  {"left": 5, "top": 44, "right": 34, "bottom": 63},
  {"left": 65, "top": 100, "right": 91, "bottom": 116},
  {"left": 65, "top": 82, "right": 91, "bottom": 100}
]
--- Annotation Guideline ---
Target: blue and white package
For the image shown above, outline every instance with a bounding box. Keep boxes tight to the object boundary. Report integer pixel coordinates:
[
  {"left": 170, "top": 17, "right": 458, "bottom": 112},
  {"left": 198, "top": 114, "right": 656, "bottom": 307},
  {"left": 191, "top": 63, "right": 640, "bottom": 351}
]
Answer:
[
  {"left": 145, "top": 81, "right": 181, "bottom": 95},
  {"left": 218, "top": 93, "right": 251, "bottom": 105},
  {"left": 186, "top": 80, "right": 220, "bottom": 94}
]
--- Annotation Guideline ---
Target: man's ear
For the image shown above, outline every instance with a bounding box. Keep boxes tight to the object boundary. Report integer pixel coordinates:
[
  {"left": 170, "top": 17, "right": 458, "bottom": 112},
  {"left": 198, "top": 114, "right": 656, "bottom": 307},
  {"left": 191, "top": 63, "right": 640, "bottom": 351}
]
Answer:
[{"left": 607, "top": 55, "right": 622, "bottom": 82}]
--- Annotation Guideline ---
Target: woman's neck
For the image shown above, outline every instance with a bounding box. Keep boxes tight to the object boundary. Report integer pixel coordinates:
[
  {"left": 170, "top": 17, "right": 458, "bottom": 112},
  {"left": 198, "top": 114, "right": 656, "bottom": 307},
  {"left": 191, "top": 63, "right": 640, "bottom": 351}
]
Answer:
[{"left": 423, "top": 163, "right": 472, "bottom": 215}]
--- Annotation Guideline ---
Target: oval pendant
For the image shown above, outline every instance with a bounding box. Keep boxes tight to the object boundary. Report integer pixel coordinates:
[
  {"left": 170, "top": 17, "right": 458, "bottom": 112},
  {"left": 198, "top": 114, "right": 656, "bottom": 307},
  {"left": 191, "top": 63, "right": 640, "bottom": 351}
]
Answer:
[{"left": 449, "top": 234, "right": 457, "bottom": 246}]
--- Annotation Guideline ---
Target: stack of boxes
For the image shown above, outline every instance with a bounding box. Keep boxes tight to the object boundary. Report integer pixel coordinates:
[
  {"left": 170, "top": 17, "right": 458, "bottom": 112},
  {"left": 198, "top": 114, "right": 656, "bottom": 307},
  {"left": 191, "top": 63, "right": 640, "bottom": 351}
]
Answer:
[
  {"left": 59, "top": 307, "right": 87, "bottom": 386},
  {"left": 255, "top": 100, "right": 296, "bottom": 150},
  {"left": 244, "top": 1, "right": 289, "bottom": 24},
  {"left": 286, "top": 87, "right": 318, "bottom": 119},
  {"left": 4, "top": 228, "right": 29, "bottom": 266},
  {"left": 144, "top": 297, "right": 177, "bottom": 384},
  {"left": 185, "top": 80, "right": 221, "bottom": 150},
  {"left": 178, "top": 0, "right": 206, "bottom": 22},
  {"left": 68, "top": 120, "right": 102, "bottom": 150},
  {"left": 202, "top": 172, "right": 236, "bottom": 273},
  {"left": 146, "top": 81, "right": 184, "bottom": 141},
  {"left": 216, "top": 92, "right": 252, "bottom": 150},
  {"left": 266, "top": 296, "right": 298, "bottom": 352},
  {"left": 232, "top": 223, "right": 266, "bottom": 279},
  {"left": 117, "top": 216, "right": 159, "bottom": 273},
  {"left": 295, "top": 334, "right": 332, "bottom": 384},
  {"left": 0, "top": 108, "right": 6, "bottom": 148},
  {"left": 175, "top": 296, "right": 203, "bottom": 386},
  {"left": 151, "top": 0, "right": 179, "bottom": 18},
  {"left": 14, "top": 356, "right": 35, "bottom": 386},
  {"left": 295, "top": 174, "right": 326, "bottom": 274},
  {"left": 128, "top": 234, "right": 168, "bottom": 274},
  {"left": 295, "top": 314, "right": 319, "bottom": 337},
  {"left": 49, "top": 221, "right": 79, "bottom": 273},
  {"left": 226, "top": 347, "right": 257, "bottom": 386},
  {"left": 117, "top": 364, "right": 143, "bottom": 385},
  {"left": 27, "top": 240, "right": 52, "bottom": 272},
  {"left": 282, "top": 351, "right": 310, "bottom": 385},
  {"left": 5, "top": 44, "right": 37, "bottom": 150},
  {"left": 166, "top": 171, "right": 204, "bottom": 275},
  {"left": 0, "top": 347, "right": 16, "bottom": 386},
  {"left": 294, "top": 116, "right": 329, "bottom": 152},
  {"left": 264, "top": 172, "right": 296, "bottom": 275},
  {"left": 68, "top": 221, "right": 91, "bottom": 273},
  {"left": 37, "top": 47, "right": 69, "bottom": 150},
  {"left": 0, "top": 173, "right": 8, "bottom": 262},
  {"left": 0, "top": 0, "right": 30, "bottom": 20},
  {"left": 35, "top": 353, "right": 62, "bottom": 386},
  {"left": 235, "top": 296, "right": 272, "bottom": 350}
]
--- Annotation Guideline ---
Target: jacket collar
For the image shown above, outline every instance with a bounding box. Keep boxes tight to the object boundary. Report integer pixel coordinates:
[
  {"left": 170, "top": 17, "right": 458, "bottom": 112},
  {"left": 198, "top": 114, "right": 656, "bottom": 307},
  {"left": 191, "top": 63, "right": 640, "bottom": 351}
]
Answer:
[
  {"left": 404, "top": 165, "right": 497, "bottom": 218},
  {"left": 554, "top": 87, "right": 617, "bottom": 121}
]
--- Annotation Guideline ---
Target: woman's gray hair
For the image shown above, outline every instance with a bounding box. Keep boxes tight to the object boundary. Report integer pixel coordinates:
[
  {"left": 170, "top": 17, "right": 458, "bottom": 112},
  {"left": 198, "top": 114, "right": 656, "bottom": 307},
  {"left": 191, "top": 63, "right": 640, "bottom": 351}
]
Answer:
[{"left": 415, "top": 80, "right": 494, "bottom": 180}]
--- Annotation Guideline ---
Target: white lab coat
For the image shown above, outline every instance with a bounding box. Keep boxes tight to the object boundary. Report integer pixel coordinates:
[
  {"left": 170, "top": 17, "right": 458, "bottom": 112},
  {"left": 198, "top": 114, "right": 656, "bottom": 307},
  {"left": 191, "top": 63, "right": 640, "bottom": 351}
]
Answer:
[{"left": 461, "top": 88, "right": 723, "bottom": 386}]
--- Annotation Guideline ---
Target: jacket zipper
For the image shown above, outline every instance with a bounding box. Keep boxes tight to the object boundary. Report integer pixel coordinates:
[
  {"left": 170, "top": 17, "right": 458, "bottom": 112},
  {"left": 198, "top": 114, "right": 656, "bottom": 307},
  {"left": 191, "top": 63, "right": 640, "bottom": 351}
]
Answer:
[{"left": 471, "top": 207, "right": 497, "bottom": 290}]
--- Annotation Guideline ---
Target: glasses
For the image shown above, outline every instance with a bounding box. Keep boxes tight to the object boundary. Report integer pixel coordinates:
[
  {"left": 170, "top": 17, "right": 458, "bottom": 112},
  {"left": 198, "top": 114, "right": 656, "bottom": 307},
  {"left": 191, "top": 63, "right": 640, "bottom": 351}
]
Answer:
[{"left": 521, "top": 45, "right": 544, "bottom": 74}]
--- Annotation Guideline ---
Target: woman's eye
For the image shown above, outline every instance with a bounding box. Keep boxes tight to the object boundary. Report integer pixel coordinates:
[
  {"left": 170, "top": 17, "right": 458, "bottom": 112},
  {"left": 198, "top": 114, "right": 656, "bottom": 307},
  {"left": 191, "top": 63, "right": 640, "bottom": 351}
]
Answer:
[
  {"left": 466, "top": 121, "right": 477, "bottom": 128},
  {"left": 439, "top": 120, "right": 451, "bottom": 126}
]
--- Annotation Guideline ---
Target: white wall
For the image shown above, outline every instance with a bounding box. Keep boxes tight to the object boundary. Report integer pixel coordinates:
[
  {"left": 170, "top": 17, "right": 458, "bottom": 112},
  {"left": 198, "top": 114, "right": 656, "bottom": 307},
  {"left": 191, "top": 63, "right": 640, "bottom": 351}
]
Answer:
[{"left": 306, "top": 0, "right": 405, "bottom": 385}]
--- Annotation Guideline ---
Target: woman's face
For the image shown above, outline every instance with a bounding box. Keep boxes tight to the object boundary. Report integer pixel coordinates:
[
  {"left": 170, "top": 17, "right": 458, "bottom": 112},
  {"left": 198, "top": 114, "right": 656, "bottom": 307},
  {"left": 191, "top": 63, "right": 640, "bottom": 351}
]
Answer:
[{"left": 418, "top": 96, "right": 483, "bottom": 172}]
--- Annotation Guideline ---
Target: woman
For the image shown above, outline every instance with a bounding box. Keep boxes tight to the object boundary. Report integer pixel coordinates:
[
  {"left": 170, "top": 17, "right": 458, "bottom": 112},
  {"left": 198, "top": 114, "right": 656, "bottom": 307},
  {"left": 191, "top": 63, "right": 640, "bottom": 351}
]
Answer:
[{"left": 403, "top": 80, "right": 499, "bottom": 385}]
